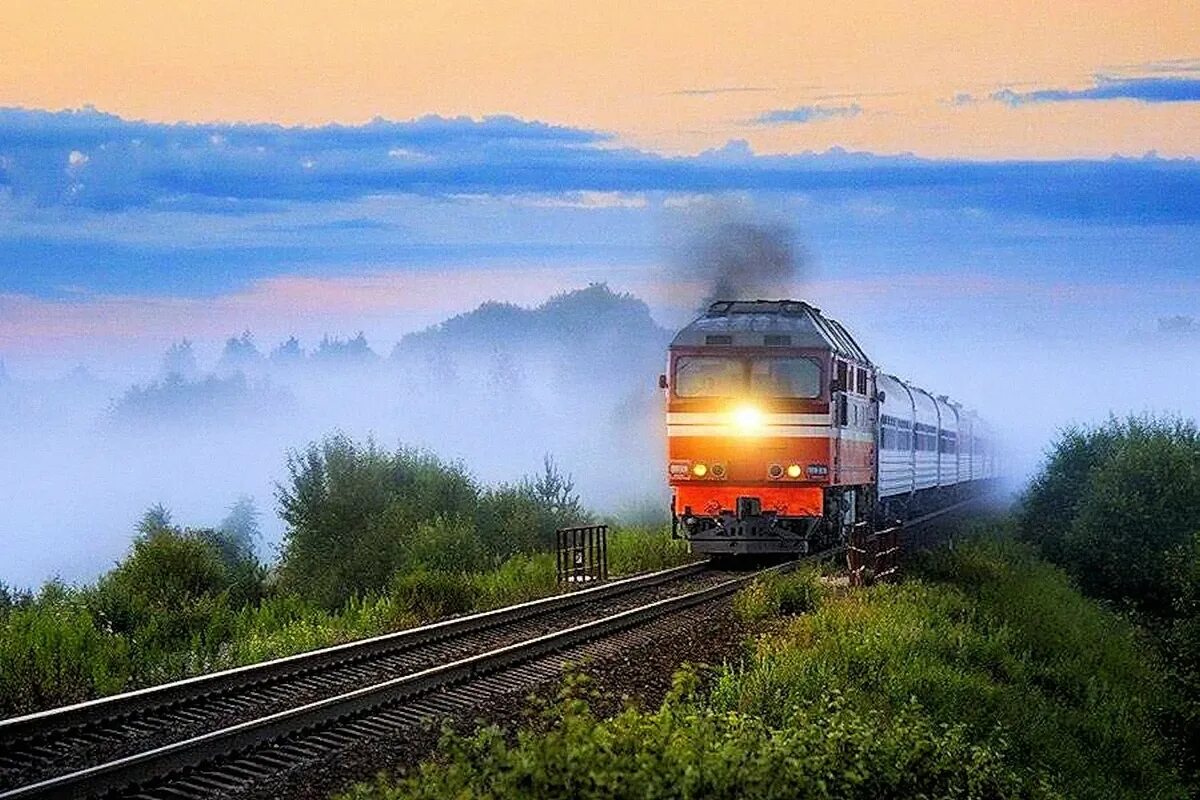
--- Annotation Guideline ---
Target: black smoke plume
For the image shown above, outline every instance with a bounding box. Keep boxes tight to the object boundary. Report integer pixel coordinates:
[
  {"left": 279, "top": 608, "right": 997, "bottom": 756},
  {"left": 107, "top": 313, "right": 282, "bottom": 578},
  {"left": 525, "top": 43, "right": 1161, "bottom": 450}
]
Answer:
[{"left": 673, "top": 212, "right": 807, "bottom": 310}]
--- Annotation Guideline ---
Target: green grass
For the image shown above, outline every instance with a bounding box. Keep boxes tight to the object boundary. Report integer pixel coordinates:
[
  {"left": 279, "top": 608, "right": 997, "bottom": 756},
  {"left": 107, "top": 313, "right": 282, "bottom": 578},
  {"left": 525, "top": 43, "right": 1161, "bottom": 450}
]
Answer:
[
  {"left": 337, "top": 672, "right": 1045, "bottom": 800},
  {"left": 712, "top": 532, "right": 1183, "bottom": 800},
  {"left": 605, "top": 525, "right": 696, "bottom": 576},
  {"left": 732, "top": 568, "right": 822, "bottom": 623}
]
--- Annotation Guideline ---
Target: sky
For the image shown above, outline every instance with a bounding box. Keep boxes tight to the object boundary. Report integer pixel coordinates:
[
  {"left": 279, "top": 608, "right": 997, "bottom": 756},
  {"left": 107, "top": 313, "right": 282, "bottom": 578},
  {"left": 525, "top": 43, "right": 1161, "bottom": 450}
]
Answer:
[
  {"left": 1, "top": 1, "right": 1199, "bottom": 584},
  {"left": 0, "top": 1, "right": 1198, "bottom": 371}
]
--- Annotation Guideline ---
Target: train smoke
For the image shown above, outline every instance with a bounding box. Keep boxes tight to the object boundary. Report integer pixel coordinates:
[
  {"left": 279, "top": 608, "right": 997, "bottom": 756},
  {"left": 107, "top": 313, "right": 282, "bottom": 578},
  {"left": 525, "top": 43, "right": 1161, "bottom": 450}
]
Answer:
[{"left": 672, "top": 210, "right": 808, "bottom": 310}]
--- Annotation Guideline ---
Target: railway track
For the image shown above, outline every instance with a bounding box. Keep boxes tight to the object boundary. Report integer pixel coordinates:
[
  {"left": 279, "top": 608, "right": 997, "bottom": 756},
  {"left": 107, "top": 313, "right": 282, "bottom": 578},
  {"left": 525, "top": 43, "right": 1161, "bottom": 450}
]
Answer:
[
  {"left": 0, "top": 557, "right": 812, "bottom": 800},
  {"left": 0, "top": 498, "right": 978, "bottom": 800}
]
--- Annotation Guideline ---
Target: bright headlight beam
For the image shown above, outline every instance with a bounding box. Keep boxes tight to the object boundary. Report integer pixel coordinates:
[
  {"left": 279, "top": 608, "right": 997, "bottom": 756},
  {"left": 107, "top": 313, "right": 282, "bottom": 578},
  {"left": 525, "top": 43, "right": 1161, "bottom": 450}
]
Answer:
[{"left": 732, "top": 405, "right": 765, "bottom": 435}]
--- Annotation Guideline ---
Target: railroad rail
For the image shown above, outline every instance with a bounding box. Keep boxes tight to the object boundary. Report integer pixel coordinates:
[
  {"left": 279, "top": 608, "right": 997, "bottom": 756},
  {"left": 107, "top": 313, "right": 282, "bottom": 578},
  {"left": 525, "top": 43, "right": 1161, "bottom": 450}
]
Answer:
[{"left": 0, "top": 557, "right": 802, "bottom": 800}]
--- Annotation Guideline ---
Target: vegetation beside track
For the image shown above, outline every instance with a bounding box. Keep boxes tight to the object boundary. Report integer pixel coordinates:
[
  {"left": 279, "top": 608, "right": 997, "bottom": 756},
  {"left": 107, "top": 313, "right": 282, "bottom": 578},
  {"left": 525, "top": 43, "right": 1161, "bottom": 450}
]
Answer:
[
  {"left": 341, "top": 413, "right": 1200, "bottom": 800},
  {"left": 342, "top": 528, "right": 1184, "bottom": 799},
  {"left": 1017, "top": 415, "right": 1200, "bottom": 787},
  {"left": 0, "top": 435, "right": 692, "bottom": 716}
]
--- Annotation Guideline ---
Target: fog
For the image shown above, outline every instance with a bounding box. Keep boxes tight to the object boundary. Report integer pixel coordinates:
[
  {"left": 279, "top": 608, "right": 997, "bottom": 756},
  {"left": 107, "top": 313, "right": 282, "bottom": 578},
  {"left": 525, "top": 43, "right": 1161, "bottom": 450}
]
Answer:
[
  {"left": 2, "top": 278, "right": 1198, "bottom": 589},
  {"left": 0, "top": 286, "right": 670, "bottom": 587}
]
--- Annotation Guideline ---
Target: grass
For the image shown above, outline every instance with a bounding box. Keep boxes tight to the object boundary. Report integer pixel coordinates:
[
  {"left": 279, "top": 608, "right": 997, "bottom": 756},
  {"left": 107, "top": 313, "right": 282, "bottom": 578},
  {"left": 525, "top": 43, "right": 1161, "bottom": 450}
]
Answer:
[
  {"left": 605, "top": 525, "right": 696, "bottom": 576},
  {"left": 712, "top": 531, "right": 1183, "bottom": 800}
]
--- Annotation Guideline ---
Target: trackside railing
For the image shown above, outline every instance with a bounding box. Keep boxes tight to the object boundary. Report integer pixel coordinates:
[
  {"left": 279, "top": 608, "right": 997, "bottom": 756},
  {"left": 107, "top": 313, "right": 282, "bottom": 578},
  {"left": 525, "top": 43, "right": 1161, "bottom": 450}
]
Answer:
[
  {"left": 847, "top": 521, "right": 902, "bottom": 586},
  {"left": 556, "top": 525, "right": 608, "bottom": 585}
]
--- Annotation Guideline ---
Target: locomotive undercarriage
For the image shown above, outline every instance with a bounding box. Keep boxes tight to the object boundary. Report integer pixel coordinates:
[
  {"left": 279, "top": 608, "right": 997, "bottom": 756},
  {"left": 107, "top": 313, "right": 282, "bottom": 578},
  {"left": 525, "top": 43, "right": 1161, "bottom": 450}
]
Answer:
[{"left": 676, "top": 487, "right": 871, "bottom": 556}]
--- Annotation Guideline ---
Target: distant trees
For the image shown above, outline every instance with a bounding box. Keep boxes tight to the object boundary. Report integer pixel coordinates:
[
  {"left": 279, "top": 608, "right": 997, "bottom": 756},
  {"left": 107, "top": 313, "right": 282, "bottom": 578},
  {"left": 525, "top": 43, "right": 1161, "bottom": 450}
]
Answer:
[
  {"left": 269, "top": 336, "right": 304, "bottom": 366},
  {"left": 216, "top": 331, "right": 264, "bottom": 376},
  {"left": 313, "top": 333, "right": 378, "bottom": 365},
  {"left": 160, "top": 339, "right": 199, "bottom": 381}
]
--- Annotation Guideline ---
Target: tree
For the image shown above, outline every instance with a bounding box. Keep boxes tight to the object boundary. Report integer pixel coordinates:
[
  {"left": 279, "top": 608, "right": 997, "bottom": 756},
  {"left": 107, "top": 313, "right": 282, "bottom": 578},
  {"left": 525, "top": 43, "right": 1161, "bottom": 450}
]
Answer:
[
  {"left": 160, "top": 339, "right": 198, "bottom": 381},
  {"left": 216, "top": 330, "right": 263, "bottom": 375},
  {"left": 531, "top": 455, "right": 585, "bottom": 528},
  {"left": 276, "top": 436, "right": 483, "bottom": 608},
  {"left": 217, "top": 496, "right": 261, "bottom": 562},
  {"left": 270, "top": 336, "right": 305, "bottom": 366},
  {"left": 313, "top": 332, "right": 378, "bottom": 365}
]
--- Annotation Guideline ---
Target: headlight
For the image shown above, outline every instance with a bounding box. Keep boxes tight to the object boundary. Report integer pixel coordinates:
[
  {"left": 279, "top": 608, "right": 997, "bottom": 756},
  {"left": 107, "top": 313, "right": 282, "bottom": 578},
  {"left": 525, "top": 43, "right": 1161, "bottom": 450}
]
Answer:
[
  {"left": 786, "top": 464, "right": 803, "bottom": 478},
  {"left": 691, "top": 462, "right": 708, "bottom": 477},
  {"left": 732, "top": 405, "right": 765, "bottom": 435}
]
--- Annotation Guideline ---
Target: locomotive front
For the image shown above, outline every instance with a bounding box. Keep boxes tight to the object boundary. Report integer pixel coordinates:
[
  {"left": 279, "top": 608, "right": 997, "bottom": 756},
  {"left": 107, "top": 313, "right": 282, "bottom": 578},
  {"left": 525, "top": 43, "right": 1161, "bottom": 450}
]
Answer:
[{"left": 663, "top": 300, "right": 876, "bottom": 555}]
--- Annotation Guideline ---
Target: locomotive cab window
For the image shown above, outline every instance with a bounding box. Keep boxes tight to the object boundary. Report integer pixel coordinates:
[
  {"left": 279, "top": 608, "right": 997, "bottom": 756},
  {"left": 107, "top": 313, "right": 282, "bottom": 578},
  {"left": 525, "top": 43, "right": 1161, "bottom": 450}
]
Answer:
[
  {"left": 673, "top": 357, "right": 744, "bottom": 398},
  {"left": 749, "top": 357, "right": 821, "bottom": 398},
  {"left": 674, "top": 356, "right": 822, "bottom": 399}
]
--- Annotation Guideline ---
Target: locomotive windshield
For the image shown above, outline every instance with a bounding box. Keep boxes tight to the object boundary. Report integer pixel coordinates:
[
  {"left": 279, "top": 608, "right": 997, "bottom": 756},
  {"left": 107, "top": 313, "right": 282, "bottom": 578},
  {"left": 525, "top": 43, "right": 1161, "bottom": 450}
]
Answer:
[{"left": 674, "top": 356, "right": 821, "bottom": 399}]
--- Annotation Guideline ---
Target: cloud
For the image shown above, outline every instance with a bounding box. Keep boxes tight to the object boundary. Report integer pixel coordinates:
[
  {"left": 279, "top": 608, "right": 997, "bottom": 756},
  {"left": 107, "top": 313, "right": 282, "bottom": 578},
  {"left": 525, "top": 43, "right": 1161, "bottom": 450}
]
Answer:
[
  {"left": 990, "top": 76, "right": 1200, "bottom": 106},
  {"left": 2, "top": 105, "right": 1200, "bottom": 301},
  {"left": 750, "top": 103, "right": 863, "bottom": 125},
  {"left": 669, "top": 86, "right": 775, "bottom": 96}
]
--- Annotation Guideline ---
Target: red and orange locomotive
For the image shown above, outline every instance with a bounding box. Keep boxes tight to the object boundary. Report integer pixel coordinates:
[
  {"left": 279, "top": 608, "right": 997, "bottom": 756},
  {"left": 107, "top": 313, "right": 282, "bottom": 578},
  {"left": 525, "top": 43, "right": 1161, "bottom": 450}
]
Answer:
[{"left": 663, "top": 300, "right": 996, "bottom": 555}]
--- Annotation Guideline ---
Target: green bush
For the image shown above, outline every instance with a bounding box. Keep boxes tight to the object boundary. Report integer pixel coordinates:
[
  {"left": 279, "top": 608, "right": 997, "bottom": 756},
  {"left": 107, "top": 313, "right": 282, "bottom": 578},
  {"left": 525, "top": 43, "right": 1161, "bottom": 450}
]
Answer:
[
  {"left": 473, "top": 553, "right": 557, "bottom": 608},
  {"left": 338, "top": 672, "right": 1046, "bottom": 800},
  {"left": 733, "top": 568, "right": 823, "bottom": 623},
  {"left": 276, "top": 437, "right": 587, "bottom": 608},
  {"left": 390, "top": 571, "right": 478, "bottom": 620},
  {"left": 1019, "top": 415, "right": 1200, "bottom": 614},
  {"left": 0, "top": 583, "right": 130, "bottom": 715}
]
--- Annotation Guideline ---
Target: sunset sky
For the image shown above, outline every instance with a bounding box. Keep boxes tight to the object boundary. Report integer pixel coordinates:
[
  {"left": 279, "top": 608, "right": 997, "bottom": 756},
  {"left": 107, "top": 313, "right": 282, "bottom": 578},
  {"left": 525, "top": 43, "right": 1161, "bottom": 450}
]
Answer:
[{"left": 1, "top": 1, "right": 1198, "bottom": 371}]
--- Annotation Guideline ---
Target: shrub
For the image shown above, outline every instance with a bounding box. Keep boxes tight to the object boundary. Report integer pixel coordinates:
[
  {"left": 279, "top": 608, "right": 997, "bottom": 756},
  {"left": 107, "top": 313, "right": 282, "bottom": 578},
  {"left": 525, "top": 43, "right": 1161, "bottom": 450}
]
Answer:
[
  {"left": 0, "top": 583, "right": 130, "bottom": 715},
  {"left": 390, "top": 571, "right": 478, "bottom": 620},
  {"left": 473, "top": 553, "right": 557, "bottom": 608},
  {"left": 338, "top": 674, "right": 1045, "bottom": 800},
  {"left": 1019, "top": 415, "right": 1200, "bottom": 614}
]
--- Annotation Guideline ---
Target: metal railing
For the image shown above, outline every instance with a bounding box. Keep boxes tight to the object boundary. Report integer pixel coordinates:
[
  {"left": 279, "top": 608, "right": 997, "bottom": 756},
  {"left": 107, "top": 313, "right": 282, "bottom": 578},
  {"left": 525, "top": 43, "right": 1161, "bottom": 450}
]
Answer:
[
  {"left": 556, "top": 525, "right": 608, "bottom": 584},
  {"left": 847, "top": 521, "right": 902, "bottom": 586}
]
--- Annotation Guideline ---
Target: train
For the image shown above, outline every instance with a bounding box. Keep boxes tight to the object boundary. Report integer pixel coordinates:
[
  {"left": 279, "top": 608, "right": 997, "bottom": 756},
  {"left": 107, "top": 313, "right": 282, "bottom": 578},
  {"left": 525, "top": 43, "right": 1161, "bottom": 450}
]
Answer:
[{"left": 662, "top": 299, "right": 998, "bottom": 555}]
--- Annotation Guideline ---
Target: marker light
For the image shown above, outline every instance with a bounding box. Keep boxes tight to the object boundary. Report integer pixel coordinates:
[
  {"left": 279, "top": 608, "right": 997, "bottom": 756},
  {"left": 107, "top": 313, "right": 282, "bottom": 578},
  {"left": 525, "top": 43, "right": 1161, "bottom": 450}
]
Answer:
[
  {"left": 786, "top": 464, "right": 803, "bottom": 478},
  {"left": 691, "top": 462, "right": 708, "bottom": 477},
  {"left": 732, "top": 405, "right": 765, "bottom": 434}
]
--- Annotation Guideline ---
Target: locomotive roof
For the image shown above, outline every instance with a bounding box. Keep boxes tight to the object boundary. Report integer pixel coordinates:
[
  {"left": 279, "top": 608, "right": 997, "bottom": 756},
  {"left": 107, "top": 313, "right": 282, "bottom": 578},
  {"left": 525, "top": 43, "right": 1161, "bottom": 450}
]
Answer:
[{"left": 670, "top": 300, "right": 872, "bottom": 363}]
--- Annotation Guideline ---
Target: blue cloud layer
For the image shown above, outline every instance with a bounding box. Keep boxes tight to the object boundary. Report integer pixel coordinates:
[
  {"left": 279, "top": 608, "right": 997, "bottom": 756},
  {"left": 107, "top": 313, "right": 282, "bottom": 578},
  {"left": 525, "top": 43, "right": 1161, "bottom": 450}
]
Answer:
[
  {"left": 1, "top": 107, "right": 1199, "bottom": 298},
  {"left": 752, "top": 104, "right": 863, "bottom": 125},
  {"left": 992, "top": 76, "right": 1200, "bottom": 106}
]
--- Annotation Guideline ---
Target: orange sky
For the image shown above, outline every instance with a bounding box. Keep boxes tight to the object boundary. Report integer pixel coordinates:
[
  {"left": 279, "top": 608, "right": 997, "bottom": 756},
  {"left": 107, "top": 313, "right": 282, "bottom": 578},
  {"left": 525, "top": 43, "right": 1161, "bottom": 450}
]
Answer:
[{"left": 2, "top": 1, "right": 1198, "bottom": 157}]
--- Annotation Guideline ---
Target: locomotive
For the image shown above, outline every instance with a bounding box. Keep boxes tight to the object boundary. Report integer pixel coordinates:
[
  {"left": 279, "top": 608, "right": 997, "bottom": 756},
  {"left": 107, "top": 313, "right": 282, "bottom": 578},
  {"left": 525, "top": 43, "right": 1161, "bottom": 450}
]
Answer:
[{"left": 662, "top": 300, "right": 997, "bottom": 555}]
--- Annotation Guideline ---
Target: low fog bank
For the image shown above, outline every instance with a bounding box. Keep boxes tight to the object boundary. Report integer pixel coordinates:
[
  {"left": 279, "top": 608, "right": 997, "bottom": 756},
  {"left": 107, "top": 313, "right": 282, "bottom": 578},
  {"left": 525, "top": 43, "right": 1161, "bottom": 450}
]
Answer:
[
  {"left": 848, "top": 310, "right": 1200, "bottom": 495},
  {"left": 0, "top": 285, "right": 670, "bottom": 587},
  {"left": 3, "top": 280, "right": 1197, "bottom": 588}
]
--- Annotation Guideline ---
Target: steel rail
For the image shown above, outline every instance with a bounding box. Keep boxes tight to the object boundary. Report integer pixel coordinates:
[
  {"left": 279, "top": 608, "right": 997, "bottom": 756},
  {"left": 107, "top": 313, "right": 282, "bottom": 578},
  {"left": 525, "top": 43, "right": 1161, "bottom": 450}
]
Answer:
[
  {"left": 0, "top": 560, "right": 707, "bottom": 746},
  {"left": 1, "top": 556, "right": 816, "bottom": 800}
]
